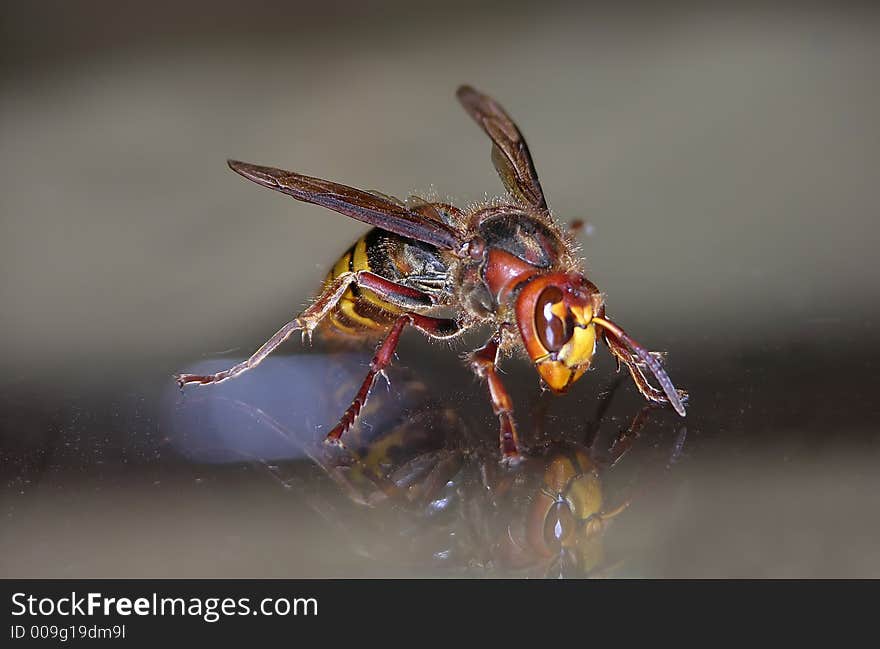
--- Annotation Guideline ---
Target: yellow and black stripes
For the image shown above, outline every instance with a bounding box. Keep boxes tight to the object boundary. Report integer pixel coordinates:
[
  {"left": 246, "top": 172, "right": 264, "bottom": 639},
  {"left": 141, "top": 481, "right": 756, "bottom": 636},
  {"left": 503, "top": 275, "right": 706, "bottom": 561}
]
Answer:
[
  {"left": 321, "top": 231, "right": 404, "bottom": 338},
  {"left": 318, "top": 227, "right": 452, "bottom": 339}
]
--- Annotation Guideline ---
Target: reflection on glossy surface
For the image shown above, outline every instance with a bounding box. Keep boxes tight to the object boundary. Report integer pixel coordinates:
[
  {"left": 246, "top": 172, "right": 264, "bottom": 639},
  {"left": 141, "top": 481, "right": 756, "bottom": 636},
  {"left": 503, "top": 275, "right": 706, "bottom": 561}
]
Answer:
[{"left": 163, "top": 354, "right": 684, "bottom": 577}]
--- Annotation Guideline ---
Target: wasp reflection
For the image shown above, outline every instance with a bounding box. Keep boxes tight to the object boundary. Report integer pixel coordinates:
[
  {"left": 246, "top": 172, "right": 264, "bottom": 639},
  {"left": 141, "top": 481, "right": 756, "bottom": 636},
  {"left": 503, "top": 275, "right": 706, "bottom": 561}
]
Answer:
[{"left": 164, "top": 353, "right": 685, "bottom": 577}]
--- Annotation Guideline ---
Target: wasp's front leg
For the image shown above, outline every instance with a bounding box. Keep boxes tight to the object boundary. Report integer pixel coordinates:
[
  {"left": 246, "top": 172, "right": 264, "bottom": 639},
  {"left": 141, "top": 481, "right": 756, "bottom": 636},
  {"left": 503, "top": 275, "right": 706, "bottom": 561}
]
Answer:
[
  {"left": 593, "top": 316, "right": 687, "bottom": 417},
  {"left": 603, "top": 332, "right": 688, "bottom": 412},
  {"left": 468, "top": 329, "right": 522, "bottom": 464}
]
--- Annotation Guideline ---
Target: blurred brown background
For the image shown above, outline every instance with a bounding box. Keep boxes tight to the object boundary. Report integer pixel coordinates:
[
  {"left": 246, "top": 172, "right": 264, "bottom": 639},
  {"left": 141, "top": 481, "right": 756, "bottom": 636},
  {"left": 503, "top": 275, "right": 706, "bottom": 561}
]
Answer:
[{"left": 2, "top": 1, "right": 879, "bottom": 577}]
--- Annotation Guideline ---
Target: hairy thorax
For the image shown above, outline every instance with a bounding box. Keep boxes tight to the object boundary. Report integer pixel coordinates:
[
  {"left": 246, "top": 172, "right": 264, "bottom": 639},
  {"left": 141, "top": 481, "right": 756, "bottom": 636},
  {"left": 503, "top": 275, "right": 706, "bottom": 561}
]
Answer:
[{"left": 455, "top": 206, "right": 573, "bottom": 323}]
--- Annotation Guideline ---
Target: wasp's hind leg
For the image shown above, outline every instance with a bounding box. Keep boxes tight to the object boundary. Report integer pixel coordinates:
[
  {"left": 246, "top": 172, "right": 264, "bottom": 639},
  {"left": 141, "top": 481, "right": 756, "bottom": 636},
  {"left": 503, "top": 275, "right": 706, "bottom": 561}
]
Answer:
[
  {"left": 468, "top": 329, "right": 522, "bottom": 465},
  {"left": 176, "top": 269, "right": 439, "bottom": 388},
  {"left": 175, "top": 272, "right": 359, "bottom": 387},
  {"left": 324, "top": 313, "right": 460, "bottom": 446}
]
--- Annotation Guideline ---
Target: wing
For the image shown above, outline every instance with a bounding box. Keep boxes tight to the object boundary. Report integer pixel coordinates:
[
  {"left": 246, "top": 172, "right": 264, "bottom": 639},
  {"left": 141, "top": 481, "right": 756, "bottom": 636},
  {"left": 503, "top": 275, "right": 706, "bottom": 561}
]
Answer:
[
  {"left": 406, "top": 195, "right": 465, "bottom": 228},
  {"left": 456, "top": 85, "right": 548, "bottom": 211},
  {"left": 227, "top": 160, "right": 464, "bottom": 251}
]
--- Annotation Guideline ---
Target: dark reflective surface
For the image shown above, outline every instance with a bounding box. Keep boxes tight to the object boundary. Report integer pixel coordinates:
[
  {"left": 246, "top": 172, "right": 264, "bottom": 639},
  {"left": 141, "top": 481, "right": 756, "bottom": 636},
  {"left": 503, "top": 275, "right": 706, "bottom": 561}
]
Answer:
[
  {"left": 162, "top": 355, "right": 686, "bottom": 577},
  {"left": 4, "top": 327, "right": 879, "bottom": 577}
]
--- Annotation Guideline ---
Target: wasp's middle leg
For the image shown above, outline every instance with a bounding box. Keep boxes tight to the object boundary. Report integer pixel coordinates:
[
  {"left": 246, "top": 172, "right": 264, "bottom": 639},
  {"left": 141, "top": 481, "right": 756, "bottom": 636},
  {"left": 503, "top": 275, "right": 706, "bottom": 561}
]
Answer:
[
  {"left": 468, "top": 329, "right": 522, "bottom": 464},
  {"left": 324, "top": 312, "right": 460, "bottom": 446}
]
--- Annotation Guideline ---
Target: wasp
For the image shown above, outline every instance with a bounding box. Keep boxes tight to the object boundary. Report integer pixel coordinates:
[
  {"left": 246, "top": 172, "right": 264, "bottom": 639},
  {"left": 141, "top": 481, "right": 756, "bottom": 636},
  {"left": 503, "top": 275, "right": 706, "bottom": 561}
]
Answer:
[{"left": 176, "top": 85, "right": 687, "bottom": 463}]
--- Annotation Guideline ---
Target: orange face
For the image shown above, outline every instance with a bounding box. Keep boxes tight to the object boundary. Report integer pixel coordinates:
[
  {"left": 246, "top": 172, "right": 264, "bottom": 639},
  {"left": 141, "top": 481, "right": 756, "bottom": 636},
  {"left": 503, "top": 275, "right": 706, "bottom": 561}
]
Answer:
[{"left": 515, "top": 273, "right": 603, "bottom": 392}]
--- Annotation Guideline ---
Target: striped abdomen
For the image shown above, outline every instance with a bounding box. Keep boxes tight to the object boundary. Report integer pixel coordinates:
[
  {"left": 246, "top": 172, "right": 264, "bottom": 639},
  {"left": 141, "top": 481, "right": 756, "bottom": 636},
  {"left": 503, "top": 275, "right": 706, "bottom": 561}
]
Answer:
[{"left": 320, "top": 228, "right": 451, "bottom": 339}]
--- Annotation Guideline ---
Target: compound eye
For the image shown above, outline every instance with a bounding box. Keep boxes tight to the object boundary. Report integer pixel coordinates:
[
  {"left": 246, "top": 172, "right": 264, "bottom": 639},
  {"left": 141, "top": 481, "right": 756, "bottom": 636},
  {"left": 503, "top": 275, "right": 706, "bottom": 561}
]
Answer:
[{"left": 535, "top": 286, "right": 574, "bottom": 353}]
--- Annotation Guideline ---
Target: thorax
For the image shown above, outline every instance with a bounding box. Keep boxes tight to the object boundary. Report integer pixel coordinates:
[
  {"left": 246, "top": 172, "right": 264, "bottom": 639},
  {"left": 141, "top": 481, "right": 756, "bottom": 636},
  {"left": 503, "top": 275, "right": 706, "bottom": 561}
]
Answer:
[{"left": 457, "top": 206, "right": 571, "bottom": 321}]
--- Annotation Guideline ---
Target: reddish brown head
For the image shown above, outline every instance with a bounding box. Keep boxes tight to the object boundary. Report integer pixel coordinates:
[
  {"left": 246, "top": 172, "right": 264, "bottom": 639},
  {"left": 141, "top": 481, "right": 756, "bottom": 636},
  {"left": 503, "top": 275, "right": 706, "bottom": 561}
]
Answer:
[{"left": 515, "top": 273, "right": 604, "bottom": 393}]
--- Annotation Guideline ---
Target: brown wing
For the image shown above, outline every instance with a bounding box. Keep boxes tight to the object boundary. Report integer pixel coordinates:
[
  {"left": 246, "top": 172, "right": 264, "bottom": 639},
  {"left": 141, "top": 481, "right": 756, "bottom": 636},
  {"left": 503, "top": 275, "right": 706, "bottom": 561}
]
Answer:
[
  {"left": 456, "top": 85, "right": 548, "bottom": 211},
  {"left": 227, "top": 160, "right": 463, "bottom": 251}
]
